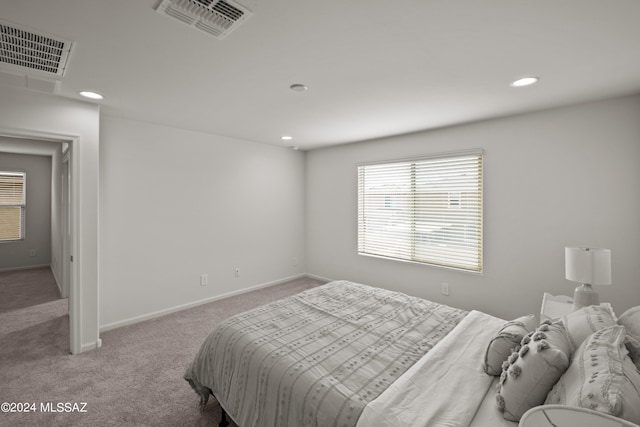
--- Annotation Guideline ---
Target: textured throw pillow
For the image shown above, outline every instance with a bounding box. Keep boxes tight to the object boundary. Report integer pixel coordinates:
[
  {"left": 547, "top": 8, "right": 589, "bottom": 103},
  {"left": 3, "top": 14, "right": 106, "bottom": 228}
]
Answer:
[
  {"left": 545, "top": 325, "right": 640, "bottom": 425},
  {"left": 496, "top": 321, "right": 572, "bottom": 422},
  {"left": 618, "top": 306, "right": 640, "bottom": 369},
  {"left": 483, "top": 314, "right": 537, "bottom": 376},
  {"left": 561, "top": 304, "right": 617, "bottom": 352},
  {"left": 619, "top": 306, "right": 640, "bottom": 336},
  {"left": 625, "top": 334, "right": 640, "bottom": 371}
]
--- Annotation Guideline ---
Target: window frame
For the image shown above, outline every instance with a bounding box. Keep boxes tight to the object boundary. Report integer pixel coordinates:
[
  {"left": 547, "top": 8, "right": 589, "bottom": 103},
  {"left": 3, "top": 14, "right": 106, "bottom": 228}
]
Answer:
[
  {"left": 0, "top": 170, "right": 27, "bottom": 243},
  {"left": 357, "top": 149, "right": 483, "bottom": 273}
]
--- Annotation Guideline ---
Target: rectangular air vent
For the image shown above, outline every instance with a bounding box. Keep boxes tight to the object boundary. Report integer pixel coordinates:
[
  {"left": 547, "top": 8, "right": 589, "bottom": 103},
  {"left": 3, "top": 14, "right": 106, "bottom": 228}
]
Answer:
[
  {"left": 0, "top": 20, "right": 73, "bottom": 78},
  {"left": 155, "top": 0, "right": 252, "bottom": 39}
]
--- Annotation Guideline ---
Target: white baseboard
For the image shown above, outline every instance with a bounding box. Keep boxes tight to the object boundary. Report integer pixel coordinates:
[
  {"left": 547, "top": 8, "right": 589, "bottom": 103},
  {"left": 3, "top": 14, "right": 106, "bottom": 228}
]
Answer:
[
  {"left": 99, "top": 273, "right": 310, "bottom": 333},
  {"left": 305, "top": 273, "right": 334, "bottom": 283},
  {"left": 79, "top": 339, "right": 102, "bottom": 354},
  {"left": 49, "top": 264, "right": 63, "bottom": 296},
  {"left": 0, "top": 264, "right": 50, "bottom": 273}
]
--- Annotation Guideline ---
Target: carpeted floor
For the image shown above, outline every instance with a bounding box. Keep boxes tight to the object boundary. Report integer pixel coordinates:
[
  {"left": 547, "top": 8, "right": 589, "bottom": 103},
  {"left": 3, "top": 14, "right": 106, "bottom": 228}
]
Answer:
[
  {"left": 0, "top": 267, "right": 61, "bottom": 313},
  {"left": 0, "top": 272, "right": 324, "bottom": 426}
]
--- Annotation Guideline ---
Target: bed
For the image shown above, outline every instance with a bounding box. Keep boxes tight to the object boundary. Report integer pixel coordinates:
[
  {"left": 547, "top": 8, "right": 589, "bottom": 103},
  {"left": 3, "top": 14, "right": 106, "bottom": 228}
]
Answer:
[
  {"left": 184, "top": 280, "right": 516, "bottom": 426},
  {"left": 184, "top": 280, "right": 640, "bottom": 427}
]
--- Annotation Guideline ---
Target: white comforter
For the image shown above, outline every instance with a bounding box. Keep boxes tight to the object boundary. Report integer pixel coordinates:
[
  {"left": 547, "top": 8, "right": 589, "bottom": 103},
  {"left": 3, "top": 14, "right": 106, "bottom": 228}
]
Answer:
[{"left": 358, "top": 310, "right": 517, "bottom": 427}]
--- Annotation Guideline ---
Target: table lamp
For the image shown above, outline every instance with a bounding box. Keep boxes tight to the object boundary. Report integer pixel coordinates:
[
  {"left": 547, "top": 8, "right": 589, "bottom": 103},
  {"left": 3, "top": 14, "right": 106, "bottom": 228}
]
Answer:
[{"left": 565, "top": 246, "right": 611, "bottom": 311}]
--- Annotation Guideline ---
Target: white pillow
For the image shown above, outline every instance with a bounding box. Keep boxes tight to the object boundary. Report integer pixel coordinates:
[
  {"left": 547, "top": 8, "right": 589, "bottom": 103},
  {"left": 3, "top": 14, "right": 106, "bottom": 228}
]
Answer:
[
  {"left": 546, "top": 325, "right": 640, "bottom": 425},
  {"left": 483, "top": 314, "right": 537, "bottom": 376},
  {"left": 560, "top": 304, "right": 617, "bottom": 352}
]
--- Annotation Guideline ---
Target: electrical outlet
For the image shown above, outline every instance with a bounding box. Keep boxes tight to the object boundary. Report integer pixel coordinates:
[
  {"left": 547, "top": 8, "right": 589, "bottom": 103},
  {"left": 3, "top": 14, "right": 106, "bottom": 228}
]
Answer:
[
  {"left": 234, "top": 268, "right": 240, "bottom": 278},
  {"left": 29, "top": 249, "right": 36, "bottom": 257},
  {"left": 441, "top": 282, "right": 450, "bottom": 296},
  {"left": 200, "top": 274, "right": 208, "bottom": 286},
  {"left": 292, "top": 256, "right": 298, "bottom": 267}
]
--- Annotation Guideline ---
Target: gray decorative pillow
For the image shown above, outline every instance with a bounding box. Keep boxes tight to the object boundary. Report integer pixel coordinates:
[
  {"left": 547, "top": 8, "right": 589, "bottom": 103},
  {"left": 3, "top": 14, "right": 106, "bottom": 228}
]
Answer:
[
  {"left": 496, "top": 321, "right": 572, "bottom": 422},
  {"left": 483, "top": 314, "right": 537, "bottom": 376},
  {"left": 545, "top": 325, "right": 640, "bottom": 425},
  {"left": 618, "top": 306, "right": 640, "bottom": 369},
  {"left": 619, "top": 306, "right": 640, "bottom": 334},
  {"left": 625, "top": 334, "right": 640, "bottom": 371},
  {"left": 561, "top": 304, "right": 617, "bottom": 352}
]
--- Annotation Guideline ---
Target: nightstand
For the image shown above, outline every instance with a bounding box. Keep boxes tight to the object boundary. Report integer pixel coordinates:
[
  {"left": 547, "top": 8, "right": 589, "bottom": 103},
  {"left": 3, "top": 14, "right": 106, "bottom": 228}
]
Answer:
[
  {"left": 540, "top": 293, "right": 574, "bottom": 323},
  {"left": 519, "top": 404, "right": 639, "bottom": 427}
]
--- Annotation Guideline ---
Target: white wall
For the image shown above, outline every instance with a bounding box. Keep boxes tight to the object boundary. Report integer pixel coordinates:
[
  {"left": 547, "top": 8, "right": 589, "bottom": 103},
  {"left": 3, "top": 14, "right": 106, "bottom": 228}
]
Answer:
[
  {"left": 0, "top": 85, "right": 100, "bottom": 353},
  {"left": 0, "top": 151, "right": 51, "bottom": 270},
  {"left": 99, "top": 115, "right": 306, "bottom": 329},
  {"left": 306, "top": 95, "right": 640, "bottom": 319}
]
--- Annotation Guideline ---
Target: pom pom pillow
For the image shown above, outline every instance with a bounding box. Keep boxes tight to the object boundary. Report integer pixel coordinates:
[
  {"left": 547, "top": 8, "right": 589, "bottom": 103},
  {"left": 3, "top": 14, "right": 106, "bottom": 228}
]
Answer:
[
  {"left": 496, "top": 321, "right": 572, "bottom": 422},
  {"left": 483, "top": 314, "right": 537, "bottom": 376},
  {"left": 545, "top": 325, "right": 640, "bottom": 425}
]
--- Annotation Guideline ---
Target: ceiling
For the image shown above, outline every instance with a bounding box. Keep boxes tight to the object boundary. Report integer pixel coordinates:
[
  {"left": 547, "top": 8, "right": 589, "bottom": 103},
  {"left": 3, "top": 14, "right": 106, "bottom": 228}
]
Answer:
[{"left": 1, "top": 0, "right": 640, "bottom": 151}]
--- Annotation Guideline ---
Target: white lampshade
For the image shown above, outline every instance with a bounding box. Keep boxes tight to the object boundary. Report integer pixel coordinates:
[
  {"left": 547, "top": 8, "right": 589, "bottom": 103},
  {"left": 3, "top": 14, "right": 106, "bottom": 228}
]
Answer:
[{"left": 565, "top": 247, "right": 612, "bottom": 285}]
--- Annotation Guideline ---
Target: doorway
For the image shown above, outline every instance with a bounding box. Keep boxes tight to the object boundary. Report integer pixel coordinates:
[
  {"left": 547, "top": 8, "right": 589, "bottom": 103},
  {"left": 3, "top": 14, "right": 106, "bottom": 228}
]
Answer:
[{"left": 0, "top": 135, "right": 77, "bottom": 353}]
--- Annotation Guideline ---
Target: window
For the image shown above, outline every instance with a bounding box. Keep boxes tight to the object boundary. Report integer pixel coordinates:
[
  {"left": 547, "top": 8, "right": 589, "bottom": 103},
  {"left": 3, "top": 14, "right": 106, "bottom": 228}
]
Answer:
[
  {"left": 357, "top": 150, "right": 483, "bottom": 272},
  {"left": 0, "top": 171, "right": 26, "bottom": 242}
]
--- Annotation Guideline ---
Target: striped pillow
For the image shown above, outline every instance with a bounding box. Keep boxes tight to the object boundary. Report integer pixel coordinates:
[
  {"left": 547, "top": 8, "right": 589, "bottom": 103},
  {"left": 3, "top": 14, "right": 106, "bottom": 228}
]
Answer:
[
  {"left": 560, "top": 304, "right": 617, "bottom": 351},
  {"left": 545, "top": 325, "right": 640, "bottom": 425}
]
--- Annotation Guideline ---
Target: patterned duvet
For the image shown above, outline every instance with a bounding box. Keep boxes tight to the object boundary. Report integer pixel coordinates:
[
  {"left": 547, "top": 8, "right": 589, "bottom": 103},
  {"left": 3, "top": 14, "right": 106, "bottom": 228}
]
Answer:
[{"left": 184, "top": 280, "right": 468, "bottom": 427}]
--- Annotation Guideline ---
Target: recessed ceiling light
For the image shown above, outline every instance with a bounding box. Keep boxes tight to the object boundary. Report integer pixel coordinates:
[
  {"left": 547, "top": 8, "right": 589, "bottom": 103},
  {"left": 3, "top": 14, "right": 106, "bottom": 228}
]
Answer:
[
  {"left": 281, "top": 135, "right": 293, "bottom": 141},
  {"left": 289, "top": 84, "right": 308, "bottom": 92},
  {"left": 510, "top": 77, "right": 539, "bottom": 88},
  {"left": 79, "top": 91, "right": 104, "bottom": 100}
]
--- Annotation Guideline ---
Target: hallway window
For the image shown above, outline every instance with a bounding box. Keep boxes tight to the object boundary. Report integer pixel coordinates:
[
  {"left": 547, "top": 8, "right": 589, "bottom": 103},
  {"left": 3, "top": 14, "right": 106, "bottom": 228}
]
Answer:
[{"left": 0, "top": 171, "right": 26, "bottom": 242}]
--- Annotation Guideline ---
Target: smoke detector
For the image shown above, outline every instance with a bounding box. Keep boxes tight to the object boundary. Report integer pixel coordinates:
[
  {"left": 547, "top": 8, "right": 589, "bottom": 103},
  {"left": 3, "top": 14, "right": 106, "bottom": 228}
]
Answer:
[
  {"left": 155, "top": 0, "right": 253, "bottom": 39},
  {"left": 0, "top": 19, "right": 73, "bottom": 78}
]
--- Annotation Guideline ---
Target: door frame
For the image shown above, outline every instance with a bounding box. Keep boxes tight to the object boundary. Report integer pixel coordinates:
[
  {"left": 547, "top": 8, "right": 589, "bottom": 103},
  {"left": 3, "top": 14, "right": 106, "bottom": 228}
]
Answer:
[
  {"left": 61, "top": 147, "right": 70, "bottom": 299},
  {"left": 0, "top": 128, "right": 81, "bottom": 354}
]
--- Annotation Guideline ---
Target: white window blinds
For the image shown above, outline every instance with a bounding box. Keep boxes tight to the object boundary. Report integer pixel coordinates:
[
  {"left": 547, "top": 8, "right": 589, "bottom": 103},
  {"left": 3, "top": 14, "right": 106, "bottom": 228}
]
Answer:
[
  {"left": 0, "top": 171, "right": 26, "bottom": 242},
  {"left": 357, "top": 150, "right": 483, "bottom": 272}
]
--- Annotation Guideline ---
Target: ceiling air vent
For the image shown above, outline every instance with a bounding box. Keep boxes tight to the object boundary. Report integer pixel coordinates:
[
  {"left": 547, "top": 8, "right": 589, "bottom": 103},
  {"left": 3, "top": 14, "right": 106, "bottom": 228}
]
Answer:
[
  {"left": 0, "top": 20, "right": 73, "bottom": 78},
  {"left": 155, "top": 0, "right": 252, "bottom": 39}
]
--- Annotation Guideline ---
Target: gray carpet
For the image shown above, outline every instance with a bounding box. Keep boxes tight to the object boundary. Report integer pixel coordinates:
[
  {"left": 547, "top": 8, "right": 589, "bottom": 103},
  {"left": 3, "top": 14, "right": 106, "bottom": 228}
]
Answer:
[
  {"left": 0, "top": 272, "right": 324, "bottom": 426},
  {"left": 0, "top": 267, "right": 61, "bottom": 313}
]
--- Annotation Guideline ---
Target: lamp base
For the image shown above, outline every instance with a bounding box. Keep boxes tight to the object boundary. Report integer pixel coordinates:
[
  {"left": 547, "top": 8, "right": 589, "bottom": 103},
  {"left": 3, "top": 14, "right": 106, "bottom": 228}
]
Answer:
[{"left": 572, "top": 283, "right": 599, "bottom": 311}]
